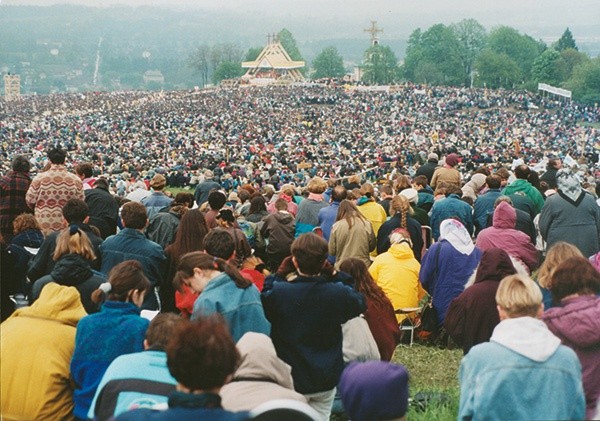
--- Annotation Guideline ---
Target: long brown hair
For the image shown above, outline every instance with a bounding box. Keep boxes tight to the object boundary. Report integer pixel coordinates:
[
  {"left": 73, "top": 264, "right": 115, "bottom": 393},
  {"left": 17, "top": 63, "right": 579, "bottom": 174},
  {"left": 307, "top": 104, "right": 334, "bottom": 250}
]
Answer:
[
  {"left": 91, "top": 260, "right": 151, "bottom": 304},
  {"left": 339, "top": 258, "right": 392, "bottom": 309},
  {"left": 173, "top": 251, "right": 251, "bottom": 291},
  {"left": 166, "top": 209, "right": 208, "bottom": 260},
  {"left": 336, "top": 199, "right": 367, "bottom": 229}
]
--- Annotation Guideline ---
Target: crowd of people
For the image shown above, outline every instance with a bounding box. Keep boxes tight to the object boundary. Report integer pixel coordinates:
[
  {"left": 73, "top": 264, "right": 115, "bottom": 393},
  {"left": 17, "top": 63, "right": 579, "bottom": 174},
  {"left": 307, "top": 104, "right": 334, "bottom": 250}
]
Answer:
[{"left": 1, "top": 84, "right": 600, "bottom": 420}]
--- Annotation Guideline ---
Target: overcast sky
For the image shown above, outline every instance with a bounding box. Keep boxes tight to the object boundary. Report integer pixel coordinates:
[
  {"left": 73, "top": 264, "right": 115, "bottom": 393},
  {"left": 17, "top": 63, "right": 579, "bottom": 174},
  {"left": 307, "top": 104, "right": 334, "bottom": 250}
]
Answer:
[{"left": 4, "top": 0, "right": 600, "bottom": 40}]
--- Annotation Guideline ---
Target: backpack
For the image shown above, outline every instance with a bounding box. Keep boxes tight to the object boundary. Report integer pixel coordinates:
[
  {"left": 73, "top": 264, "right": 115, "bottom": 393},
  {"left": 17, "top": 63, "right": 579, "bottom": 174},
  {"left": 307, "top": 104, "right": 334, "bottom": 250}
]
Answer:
[{"left": 237, "top": 220, "right": 256, "bottom": 248}]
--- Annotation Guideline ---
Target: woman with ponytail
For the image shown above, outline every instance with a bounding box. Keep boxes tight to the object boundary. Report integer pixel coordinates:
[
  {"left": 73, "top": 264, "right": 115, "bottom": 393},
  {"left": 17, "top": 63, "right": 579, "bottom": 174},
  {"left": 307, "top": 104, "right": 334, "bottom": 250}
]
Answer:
[
  {"left": 356, "top": 183, "right": 387, "bottom": 256},
  {"left": 377, "top": 195, "right": 423, "bottom": 261},
  {"left": 70, "top": 260, "right": 151, "bottom": 421},
  {"left": 174, "top": 251, "right": 270, "bottom": 342},
  {"left": 30, "top": 225, "right": 105, "bottom": 314}
]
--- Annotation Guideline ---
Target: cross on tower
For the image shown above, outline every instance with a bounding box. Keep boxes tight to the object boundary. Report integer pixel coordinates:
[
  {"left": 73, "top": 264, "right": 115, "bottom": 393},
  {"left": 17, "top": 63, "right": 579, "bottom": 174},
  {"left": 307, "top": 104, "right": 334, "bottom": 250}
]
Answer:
[{"left": 364, "top": 20, "right": 383, "bottom": 46}]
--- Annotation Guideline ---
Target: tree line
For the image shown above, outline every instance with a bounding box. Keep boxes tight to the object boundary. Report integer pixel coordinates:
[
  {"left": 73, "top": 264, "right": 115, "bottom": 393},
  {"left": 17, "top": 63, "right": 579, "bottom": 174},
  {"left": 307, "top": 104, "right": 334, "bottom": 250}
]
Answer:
[{"left": 189, "top": 23, "right": 599, "bottom": 105}]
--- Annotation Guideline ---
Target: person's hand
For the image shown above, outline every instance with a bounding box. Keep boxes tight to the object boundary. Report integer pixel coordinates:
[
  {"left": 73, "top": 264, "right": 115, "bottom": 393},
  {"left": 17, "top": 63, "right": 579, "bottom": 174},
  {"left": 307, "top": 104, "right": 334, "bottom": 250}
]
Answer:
[{"left": 276, "top": 256, "right": 296, "bottom": 278}]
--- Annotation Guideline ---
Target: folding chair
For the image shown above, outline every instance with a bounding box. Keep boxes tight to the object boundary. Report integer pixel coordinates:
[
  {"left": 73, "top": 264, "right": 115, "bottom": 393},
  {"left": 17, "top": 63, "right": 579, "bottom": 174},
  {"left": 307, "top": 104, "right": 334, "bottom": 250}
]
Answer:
[{"left": 395, "top": 306, "right": 423, "bottom": 346}]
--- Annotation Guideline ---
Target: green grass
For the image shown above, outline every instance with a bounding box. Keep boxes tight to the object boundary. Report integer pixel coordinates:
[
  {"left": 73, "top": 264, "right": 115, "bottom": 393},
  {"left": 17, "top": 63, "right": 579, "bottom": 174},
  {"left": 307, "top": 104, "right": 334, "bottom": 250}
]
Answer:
[
  {"left": 578, "top": 121, "right": 600, "bottom": 129},
  {"left": 394, "top": 344, "right": 462, "bottom": 421}
]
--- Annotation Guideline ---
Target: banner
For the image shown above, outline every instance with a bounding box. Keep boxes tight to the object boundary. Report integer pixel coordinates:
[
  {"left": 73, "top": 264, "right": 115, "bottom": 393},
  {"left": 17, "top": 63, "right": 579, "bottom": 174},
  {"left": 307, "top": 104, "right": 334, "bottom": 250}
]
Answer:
[{"left": 538, "top": 83, "right": 572, "bottom": 99}]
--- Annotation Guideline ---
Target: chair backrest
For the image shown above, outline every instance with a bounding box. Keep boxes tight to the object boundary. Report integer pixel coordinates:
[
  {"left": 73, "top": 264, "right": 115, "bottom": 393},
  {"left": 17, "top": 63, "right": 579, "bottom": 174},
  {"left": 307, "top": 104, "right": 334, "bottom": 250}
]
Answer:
[{"left": 421, "top": 225, "right": 433, "bottom": 259}]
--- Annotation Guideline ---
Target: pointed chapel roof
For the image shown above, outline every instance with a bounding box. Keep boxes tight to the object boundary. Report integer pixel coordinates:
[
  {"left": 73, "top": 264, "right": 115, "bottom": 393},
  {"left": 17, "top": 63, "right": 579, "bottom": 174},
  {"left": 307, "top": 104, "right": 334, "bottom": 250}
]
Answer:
[{"left": 242, "top": 41, "right": 305, "bottom": 70}]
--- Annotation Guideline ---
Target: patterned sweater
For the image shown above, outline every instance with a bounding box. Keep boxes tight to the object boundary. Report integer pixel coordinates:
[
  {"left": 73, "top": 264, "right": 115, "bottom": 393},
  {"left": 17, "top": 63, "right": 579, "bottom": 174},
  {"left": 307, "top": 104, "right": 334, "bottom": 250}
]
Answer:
[{"left": 26, "top": 164, "right": 84, "bottom": 234}]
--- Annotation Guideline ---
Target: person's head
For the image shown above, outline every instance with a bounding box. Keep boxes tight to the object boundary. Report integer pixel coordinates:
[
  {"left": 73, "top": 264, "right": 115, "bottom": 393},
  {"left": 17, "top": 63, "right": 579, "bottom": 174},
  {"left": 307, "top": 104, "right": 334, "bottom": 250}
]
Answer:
[
  {"left": 390, "top": 195, "right": 413, "bottom": 229},
  {"left": 62, "top": 199, "right": 90, "bottom": 224},
  {"left": 166, "top": 315, "right": 239, "bottom": 393},
  {"left": 548, "top": 158, "right": 562, "bottom": 170},
  {"left": 399, "top": 188, "right": 418, "bottom": 206},
  {"left": 434, "top": 182, "right": 448, "bottom": 197},
  {"left": 121, "top": 201, "right": 148, "bottom": 230},
  {"left": 203, "top": 228, "right": 235, "bottom": 260},
  {"left": 237, "top": 189, "right": 251, "bottom": 204},
  {"left": 291, "top": 233, "right": 328, "bottom": 275},
  {"left": 514, "top": 164, "right": 531, "bottom": 180},
  {"left": 547, "top": 256, "right": 600, "bottom": 303},
  {"left": 173, "top": 251, "right": 250, "bottom": 293},
  {"left": 474, "top": 248, "right": 517, "bottom": 284},
  {"left": 445, "top": 153, "right": 459, "bottom": 167},
  {"left": 336, "top": 199, "right": 366, "bottom": 229},
  {"left": 394, "top": 175, "right": 412, "bottom": 193},
  {"left": 53, "top": 225, "right": 96, "bottom": 261},
  {"left": 75, "top": 162, "right": 94, "bottom": 179},
  {"left": 495, "top": 274, "right": 543, "bottom": 319},
  {"left": 348, "top": 174, "right": 361, "bottom": 185},
  {"left": 360, "top": 182, "right": 375, "bottom": 200},
  {"left": 144, "top": 313, "right": 184, "bottom": 351},
  {"left": 495, "top": 167, "right": 510, "bottom": 187},
  {"left": 11, "top": 155, "right": 30, "bottom": 173},
  {"left": 149, "top": 174, "right": 167, "bottom": 191},
  {"left": 274, "top": 198, "right": 288, "bottom": 211},
  {"left": 380, "top": 184, "right": 393, "bottom": 198},
  {"left": 412, "top": 175, "right": 429, "bottom": 190},
  {"left": 485, "top": 174, "right": 501, "bottom": 189},
  {"left": 556, "top": 168, "right": 582, "bottom": 196},
  {"left": 169, "top": 208, "right": 209, "bottom": 257},
  {"left": 445, "top": 184, "right": 463, "bottom": 198},
  {"left": 389, "top": 228, "right": 413, "bottom": 248},
  {"left": 173, "top": 192, "right": 195, "bottom": 208},
  {"left": 12, "top": 213, "right": 40, "bottom": 235},
  {"left": 208, "top": 190, "right": 227, "bottom": 211},
  {"left": 306, "top": 177, "right": 327, "bottom": 194},
  {"left": 91, "top": 260, "right": 151, "bottom": 306},
  {"left": 493, "top": 195, "right": 513, "bottom": 209},
  {"left": 47, "top": 147, "right": 67, "bottom": 165},
  {"left": 427, "top": 152, "right": 439, "bottom": 163},
  {"left": 339, "top": 361, "right": 409, "bottom": 421},
  {"left": 93, "top": 178, "right": 109, "bottom": 191},
  {"left": 248, "top": 195, "right": 267, "bottom": 215},
  {"left": 216, "top": 208, "right": 236, "bottom": 228},
  {"left": 537, "top": 241, "right": 584, "bottom": 288},
  {"left": 203, "top": 169, "right": 214, "bottom": 180},
  {"left": 331, "top": 185, "right": 348, "bottom": 203}
]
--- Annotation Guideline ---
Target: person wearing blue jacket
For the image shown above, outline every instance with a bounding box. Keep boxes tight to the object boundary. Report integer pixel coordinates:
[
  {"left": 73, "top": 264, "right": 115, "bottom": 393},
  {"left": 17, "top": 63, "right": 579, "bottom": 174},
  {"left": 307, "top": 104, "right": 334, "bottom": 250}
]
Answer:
[
  {"left": 420, "top": 219, "right": 482, "bottom": 327},
  {"left": 261, "top": 233, "right": 366, "bottom": 420},
  {"left": 459, "top": 274, "right": 585, "bottom": 420},
  {"left": 429, "top": 184, "right": 474, "bottom": 241},
  {"left": 71, "top": 260, "right": 151, "bottom": 421}
]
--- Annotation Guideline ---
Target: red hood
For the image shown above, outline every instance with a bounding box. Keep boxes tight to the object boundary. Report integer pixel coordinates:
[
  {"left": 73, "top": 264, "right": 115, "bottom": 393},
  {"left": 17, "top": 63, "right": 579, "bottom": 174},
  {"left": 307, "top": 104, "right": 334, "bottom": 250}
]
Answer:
[{"left": 492, "top": 201, "right": 516, "bottom": 229}]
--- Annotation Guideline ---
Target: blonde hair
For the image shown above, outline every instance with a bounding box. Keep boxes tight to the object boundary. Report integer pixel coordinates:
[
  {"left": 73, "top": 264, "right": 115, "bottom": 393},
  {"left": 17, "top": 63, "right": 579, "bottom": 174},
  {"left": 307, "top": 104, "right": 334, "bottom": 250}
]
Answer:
[
  {"left": 495, "top": 275, "right": 542, "bottom": 318},
  {"left": 537, "top": 241, "right": 584, "bottom": 288},
  {"left": 390, "top": 195, "right": 413, "bottom": 228},
  {"left": 53, "top": 226, "right": 96, "bottom": 261},
  {"left": 307, "top": 177, "right": 327, "bottom": 194}
]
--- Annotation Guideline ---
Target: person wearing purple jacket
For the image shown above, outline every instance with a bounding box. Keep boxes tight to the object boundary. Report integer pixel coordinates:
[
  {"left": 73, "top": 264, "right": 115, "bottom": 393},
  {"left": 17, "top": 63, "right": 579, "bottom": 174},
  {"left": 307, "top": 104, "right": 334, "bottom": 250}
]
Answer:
[{"left": 542, "top": 256, "right": 600, "bottom": 420}]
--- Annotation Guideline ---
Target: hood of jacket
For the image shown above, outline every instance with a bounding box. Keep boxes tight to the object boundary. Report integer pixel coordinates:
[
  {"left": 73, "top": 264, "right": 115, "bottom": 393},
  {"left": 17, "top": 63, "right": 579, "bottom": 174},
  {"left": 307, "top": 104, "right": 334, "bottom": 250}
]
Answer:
[
  {"left": 388, "top": 242, "right": 415, "bottom": 260},
  {"left": 491, "top": 316, "right": 561, "bottom": 362},
  {"left": 474, "top": 248, "right": 517, "bottom": 284},
  {"left": 233, "top": 332, "right": 296, "bottom": 389},
  {"left": 50, "top": 253, "right": 94, "bottom": 285},
  {"left": 492, "top": 201, "right": 516, "bottom": 229},
  {"left": 273, "top": 211, "right": 294, "bottom": 225},
  {"left": 543, "top": 295, "right": 600, "bottom": 349},
  {"left": 11, "top": 283, "right": 86, "bottom": 326}
]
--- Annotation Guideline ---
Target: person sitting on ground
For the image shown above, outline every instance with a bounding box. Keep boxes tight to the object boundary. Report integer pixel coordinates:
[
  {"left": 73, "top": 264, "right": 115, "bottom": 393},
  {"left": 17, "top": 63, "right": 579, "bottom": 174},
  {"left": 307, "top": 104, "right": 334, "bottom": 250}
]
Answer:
[
  {"left": 458, "top": 274, "right": 585, "bottom": 420},
  {"left": 114, "top": 315, "right": 249, "bottom": 420},
  {"left": 377, "top": 195, "right": 423, "bottom": 261},
  {"left": 220, "top": 332, "right": 307, "bottom": 412},
  {"left": 70, "top": 260, "right": 151, "bottom": 420},
  {"left": 444, "top": 248, "right": 521, "bottom": 354},
  {"left": 88, "top": 313, "right": 183, "bottom": 420},
  {"left": 260, "top": 198, "right": 295, "bottom": 272},
  {"left": 141, "top": 174, "right": 173, "bottom": 220},
  {"left": 429, "top": 184, "right": 474, "bottom": 241},
  {"left": 338, "top": 361, "right": 409, "bottom": 421},
  {"left": 1, "top": 284, "right": 87, "bottom": 421},
  {"left": 356, "top": 182, "right": 387, "bottom": 256},
  {"left": 261, "top": 233, "right": 366, "bottom": 420},
  {"left": 412, "top": 175, "right": 435, "bottom": 213},
  {"left": 175, "top": 251, "right": 270, "bottom": 342},
  {"left": 431, "top": 153, "right": 461, "bottom": 189},
  {"left": 542, "top": 256, "right": 600, "bottom": 419},
  {"left": 145, "top": 192, "right": 194, "bottom": 250},
  {"left": 84, "top": 177, "right": 119, "bottom": 240},
  {"left": 8, "top": 213, "right": 44, "bottom": 296},
  {"left": 295, "top": 177, "right": 328, "bottom": 237},
  {"left": 339, "top": 258, "right": 401, "bottom": 361},
  {"left": 31, "top": 225, "right": 105, "bottom": 314}
]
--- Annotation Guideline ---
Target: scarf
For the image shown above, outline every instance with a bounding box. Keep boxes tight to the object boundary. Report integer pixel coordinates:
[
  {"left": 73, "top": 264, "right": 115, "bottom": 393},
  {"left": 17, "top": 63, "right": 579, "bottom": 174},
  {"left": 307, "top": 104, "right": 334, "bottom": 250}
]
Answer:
[
  {"left": 556, "top": 168, "right": 583, "bottom": 204},
  {"left": 439, "top": 219, "right": 474, "bottom": 255}
]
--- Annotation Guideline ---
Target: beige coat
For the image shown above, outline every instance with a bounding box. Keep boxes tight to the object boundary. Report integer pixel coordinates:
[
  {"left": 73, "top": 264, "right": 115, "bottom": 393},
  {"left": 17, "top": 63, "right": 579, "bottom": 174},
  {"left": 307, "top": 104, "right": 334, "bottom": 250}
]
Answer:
[{"left": 329, "top": 217, "right": 376, "bottom": 269}]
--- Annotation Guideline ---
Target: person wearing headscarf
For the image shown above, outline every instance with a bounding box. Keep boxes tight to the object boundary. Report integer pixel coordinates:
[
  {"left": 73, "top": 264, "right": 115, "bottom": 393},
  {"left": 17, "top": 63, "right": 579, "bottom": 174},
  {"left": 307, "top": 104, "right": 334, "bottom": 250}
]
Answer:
[
  {"left": 444, "top": 248, "right": 523, "bottom": 354},
  {"left": 476, "top": 201, "right": 539, "bottom": 273},
  {"left": 539, "top": 168, "right": 600, "bottom": 257},
  {"left": 419, "top": 219, "right": 482, "bottom": 327},
  {"left": 461, "top": 173, "right": 487, "bottom": 203}
]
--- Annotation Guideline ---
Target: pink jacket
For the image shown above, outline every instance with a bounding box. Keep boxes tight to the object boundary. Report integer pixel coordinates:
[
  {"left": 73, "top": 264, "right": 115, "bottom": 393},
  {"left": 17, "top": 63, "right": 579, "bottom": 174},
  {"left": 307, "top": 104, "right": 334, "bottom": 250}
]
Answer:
[{"left": 475, "top": 201, "right": 539, "bottom": 272}]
